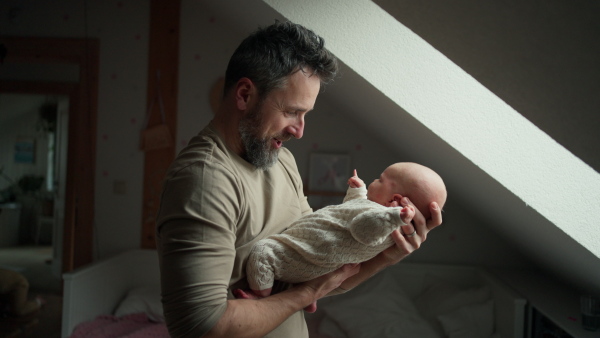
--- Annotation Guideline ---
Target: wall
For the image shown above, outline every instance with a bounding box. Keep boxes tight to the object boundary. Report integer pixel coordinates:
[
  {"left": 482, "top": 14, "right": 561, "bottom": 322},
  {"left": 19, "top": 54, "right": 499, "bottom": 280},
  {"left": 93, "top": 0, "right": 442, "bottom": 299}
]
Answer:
[{"left": 89, "top": 1, "right": 149, "bottom": 257}]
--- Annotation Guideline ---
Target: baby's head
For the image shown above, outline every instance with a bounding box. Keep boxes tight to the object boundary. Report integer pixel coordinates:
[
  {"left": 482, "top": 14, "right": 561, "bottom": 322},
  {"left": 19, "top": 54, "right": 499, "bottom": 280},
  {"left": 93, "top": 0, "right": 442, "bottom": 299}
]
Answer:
[{"left": 366, "top": 162, "right": 446, "bottom": 219}]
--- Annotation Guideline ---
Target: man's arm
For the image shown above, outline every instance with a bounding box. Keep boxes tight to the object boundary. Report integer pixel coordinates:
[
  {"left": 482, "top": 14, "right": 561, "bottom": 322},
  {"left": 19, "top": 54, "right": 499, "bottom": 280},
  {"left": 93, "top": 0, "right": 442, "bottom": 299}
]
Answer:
[{"left": 206, "top": 264, "right": 360, "bottom": 338}]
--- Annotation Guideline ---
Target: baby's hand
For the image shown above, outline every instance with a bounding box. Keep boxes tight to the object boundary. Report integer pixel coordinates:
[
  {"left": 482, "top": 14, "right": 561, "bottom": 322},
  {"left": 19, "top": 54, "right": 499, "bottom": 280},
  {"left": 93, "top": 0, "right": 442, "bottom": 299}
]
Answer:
[
  {"left": 347, "top": 169, "right": 364, "bottom": 188},
  {"left": 399, "top": 205, "right": 415, "bottom": 226}
]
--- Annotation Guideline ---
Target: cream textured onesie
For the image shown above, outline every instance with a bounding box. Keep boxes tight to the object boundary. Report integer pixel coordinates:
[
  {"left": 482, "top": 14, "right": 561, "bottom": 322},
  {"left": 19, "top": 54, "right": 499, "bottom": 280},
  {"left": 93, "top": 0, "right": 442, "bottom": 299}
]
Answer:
[{"left": 246, "top": 185, "right": 405, "bottom": 292}]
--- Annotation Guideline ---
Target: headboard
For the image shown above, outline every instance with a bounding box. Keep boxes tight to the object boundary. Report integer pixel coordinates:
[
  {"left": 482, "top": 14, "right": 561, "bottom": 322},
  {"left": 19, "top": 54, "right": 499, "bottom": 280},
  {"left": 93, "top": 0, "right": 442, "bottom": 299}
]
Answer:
[{"left": 61, "top": 249, "right": 160, "bottom": 337}]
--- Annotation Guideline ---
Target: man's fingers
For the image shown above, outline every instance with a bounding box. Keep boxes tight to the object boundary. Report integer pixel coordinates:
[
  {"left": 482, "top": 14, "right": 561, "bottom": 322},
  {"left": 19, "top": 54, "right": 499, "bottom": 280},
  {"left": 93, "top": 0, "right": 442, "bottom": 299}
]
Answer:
[
  {"left": 400, "top": 224, "right": 415, "bottom": 237},
  {"left": 427, "top": 202, "right": 443, "bottom": 230},
  {"left": 335, "top": 263, "right": 360, "bottom": 283},
  {"left": 382, "top": 230, "right": 414, "bottom": 263},
  {"left": 401, "top": 196, "right": 426, "bottom": 230},
  {"left": 324, "top": 263, "right": 360, "bottom": 293},
  {"left": 340, "top": 263, "right": 360, "bottom": 275}
]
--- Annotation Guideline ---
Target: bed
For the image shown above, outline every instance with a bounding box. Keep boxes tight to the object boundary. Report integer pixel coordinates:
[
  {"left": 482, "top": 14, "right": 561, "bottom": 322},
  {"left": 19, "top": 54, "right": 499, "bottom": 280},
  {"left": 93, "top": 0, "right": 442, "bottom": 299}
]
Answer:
[
  {"left": 61, "top": 249, "right": 166, "bottom": 337},
  {"left": 62, "top": 249, "right": 526, "bottom": 338},
  {"left": 307, "top": 263, "right": 527, "bottom": 338}
]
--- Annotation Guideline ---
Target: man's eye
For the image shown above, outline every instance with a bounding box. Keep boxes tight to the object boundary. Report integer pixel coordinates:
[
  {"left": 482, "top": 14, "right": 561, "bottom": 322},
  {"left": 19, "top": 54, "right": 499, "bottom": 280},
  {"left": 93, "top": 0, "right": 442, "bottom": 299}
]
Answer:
[{"left": 285, "top": 111, "right": 298, "bottom": 116}]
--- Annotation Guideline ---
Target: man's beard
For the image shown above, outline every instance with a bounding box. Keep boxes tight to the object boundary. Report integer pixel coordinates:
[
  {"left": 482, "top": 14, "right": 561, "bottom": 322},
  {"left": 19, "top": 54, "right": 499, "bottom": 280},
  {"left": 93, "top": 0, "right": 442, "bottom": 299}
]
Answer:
[{"left": 239, "top": 105, "right": 285, "bottom": 170}]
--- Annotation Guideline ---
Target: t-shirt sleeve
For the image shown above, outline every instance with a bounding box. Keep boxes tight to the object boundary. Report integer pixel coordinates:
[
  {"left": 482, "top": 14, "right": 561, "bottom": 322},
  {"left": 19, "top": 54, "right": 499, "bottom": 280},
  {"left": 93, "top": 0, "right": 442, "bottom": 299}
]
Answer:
[{"left": 156, "top": 159, "right": 241, "bottom": 337}]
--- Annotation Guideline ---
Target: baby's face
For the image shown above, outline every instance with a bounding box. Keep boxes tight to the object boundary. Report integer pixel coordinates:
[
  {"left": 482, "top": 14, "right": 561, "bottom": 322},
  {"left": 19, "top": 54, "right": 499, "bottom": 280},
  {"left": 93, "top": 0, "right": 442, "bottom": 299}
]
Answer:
[{"left": 366, "top": 169, "right": 397, "bottom": 206}]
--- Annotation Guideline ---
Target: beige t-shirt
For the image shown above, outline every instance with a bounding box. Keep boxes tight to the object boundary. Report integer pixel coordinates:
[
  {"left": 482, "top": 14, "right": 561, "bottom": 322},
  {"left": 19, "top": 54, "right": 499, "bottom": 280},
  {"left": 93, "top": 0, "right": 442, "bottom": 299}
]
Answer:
[{"left": 156, "top": 123, "right": 312, "bottom": 337}]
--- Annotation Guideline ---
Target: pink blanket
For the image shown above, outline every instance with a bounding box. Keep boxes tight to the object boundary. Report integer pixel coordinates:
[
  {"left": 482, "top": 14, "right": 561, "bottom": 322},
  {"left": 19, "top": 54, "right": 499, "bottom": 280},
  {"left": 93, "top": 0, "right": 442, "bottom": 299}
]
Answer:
[{"left": 70, "top": 313, "right": 169, "bottom": 338}]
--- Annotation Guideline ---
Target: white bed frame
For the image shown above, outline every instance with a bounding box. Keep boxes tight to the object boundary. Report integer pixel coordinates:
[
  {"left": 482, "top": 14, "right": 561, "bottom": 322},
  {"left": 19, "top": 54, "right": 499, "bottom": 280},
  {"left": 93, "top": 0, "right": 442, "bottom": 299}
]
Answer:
[
  {"left": 61, "top": 249, "right": 160, "bottom": 338},
  {"left": 62, "top": 250, "right": 526, "bottom": 338}
]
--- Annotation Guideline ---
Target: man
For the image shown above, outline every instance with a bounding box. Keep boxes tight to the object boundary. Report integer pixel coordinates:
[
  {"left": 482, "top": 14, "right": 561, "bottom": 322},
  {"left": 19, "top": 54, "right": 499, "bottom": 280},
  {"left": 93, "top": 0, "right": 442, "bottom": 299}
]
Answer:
[{"left": 156, "top": 21, "right": 442, "bottom": 338}]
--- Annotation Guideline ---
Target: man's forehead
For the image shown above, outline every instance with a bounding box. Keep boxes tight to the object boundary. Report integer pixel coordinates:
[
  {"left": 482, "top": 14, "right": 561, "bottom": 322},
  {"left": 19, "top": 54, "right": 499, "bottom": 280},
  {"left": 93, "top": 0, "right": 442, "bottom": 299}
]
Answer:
[{"left": 270, "top": 73, "right": 319, "bottom": 109}]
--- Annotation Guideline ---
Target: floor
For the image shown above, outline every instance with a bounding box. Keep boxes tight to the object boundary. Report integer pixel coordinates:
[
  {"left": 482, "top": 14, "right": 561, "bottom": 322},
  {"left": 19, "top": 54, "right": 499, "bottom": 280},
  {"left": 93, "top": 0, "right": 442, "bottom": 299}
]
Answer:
[{"left": 0, "top": 246, "right": 62, "bottom": 338}]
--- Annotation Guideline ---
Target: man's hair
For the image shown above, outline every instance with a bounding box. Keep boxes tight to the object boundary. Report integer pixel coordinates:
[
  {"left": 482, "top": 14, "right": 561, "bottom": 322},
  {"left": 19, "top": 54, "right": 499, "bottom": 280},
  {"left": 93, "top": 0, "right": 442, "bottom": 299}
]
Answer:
[{"left": 224, "top": 21, "right": 338, "bottom": 99}]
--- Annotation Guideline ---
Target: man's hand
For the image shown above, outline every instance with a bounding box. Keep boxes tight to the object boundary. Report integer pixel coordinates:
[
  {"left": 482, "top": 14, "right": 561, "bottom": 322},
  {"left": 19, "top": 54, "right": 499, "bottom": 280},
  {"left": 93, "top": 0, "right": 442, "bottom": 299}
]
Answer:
[
  {"left": 298, "top": 263, "right": 360, "bottom": 312},
  {"left": 381, "top": 198, "right": 442, "bottom": 265},
  {"left": 347, "top": 169, "right": 364, "bottom": 188}
]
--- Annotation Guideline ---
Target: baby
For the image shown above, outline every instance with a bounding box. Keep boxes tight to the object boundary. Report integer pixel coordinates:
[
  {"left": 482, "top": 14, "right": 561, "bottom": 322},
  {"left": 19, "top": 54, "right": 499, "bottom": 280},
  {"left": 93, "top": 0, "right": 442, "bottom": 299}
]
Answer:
[{"left": 242, "top": 162, "right": 446, "bottom": 302}]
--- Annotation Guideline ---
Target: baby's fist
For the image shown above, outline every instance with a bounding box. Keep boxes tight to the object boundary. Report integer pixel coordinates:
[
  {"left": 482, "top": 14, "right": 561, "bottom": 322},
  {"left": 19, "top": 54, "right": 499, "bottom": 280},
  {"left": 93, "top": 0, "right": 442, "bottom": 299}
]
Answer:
[{"left": 348, "top": 169, "right": 365, "bottom": 188}]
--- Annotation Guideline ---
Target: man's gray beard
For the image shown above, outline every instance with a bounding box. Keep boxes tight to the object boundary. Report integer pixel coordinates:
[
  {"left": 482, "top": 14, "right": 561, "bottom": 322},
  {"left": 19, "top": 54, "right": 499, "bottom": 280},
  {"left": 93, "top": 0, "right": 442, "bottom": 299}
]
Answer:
[{"left": 239, "top": 111, "right": 280, "bottom": 170}]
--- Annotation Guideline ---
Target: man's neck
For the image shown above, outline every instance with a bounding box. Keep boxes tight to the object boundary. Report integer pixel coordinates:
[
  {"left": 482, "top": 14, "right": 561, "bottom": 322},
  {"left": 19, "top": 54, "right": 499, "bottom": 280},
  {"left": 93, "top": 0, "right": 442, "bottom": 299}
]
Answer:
[{"left": 212, "top": 106, "right": 244, "bottom": 157}]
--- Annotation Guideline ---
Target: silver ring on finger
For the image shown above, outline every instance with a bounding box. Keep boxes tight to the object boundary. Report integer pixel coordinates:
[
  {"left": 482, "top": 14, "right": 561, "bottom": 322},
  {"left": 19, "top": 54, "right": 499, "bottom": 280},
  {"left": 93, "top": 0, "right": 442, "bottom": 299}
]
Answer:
[{"left": 404, "top": 230, "right": 417, "bottom": 238}]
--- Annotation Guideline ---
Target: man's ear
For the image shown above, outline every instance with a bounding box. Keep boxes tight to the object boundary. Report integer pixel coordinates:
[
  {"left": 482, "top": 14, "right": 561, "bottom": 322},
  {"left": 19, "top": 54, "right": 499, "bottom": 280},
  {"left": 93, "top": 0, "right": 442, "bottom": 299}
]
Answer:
[{"left": 234, "top": 78, "right": 255, "bottom": 111}]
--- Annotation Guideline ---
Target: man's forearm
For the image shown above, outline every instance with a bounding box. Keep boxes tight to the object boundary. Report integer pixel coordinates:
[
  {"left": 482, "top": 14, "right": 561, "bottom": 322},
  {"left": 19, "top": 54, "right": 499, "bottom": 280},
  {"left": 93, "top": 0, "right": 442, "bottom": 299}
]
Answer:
[
  {"left": 206, "top": 263, "right": 361, "bottom": 337},
  {"left": 205, "top": 286, "right": 314, "bottom": 338}
]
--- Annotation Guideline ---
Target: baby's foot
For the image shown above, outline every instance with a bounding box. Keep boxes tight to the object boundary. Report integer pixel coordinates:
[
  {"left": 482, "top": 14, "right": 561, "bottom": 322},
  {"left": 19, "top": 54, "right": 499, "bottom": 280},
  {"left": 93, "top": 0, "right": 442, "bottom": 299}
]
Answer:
[
  {"left": 304, "top": 301, "right": 317, "bottom": 313},
  {"left": 233, "top": 289, "right": 258, "bottom": 299},
  {"left": 233, "top": 288, "right": 272, "bottom": 299}
]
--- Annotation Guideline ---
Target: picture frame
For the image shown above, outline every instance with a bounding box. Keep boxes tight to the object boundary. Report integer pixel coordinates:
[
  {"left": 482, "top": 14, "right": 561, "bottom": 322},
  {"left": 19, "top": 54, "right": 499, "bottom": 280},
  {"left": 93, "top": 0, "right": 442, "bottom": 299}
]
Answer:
[
  {"left": 308, "top": 153, "right": 351, "bottom": 193},
  {"left": 14, "top": 137, "right": 35, "bottom": 164}
]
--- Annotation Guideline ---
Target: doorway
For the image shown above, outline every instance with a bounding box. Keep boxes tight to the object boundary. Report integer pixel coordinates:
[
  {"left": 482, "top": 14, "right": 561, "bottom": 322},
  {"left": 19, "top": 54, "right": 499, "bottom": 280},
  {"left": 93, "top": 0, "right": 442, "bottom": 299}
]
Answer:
[
  {"left": 0, "top": 36, "right": 98, "bottom": 274},
  {"left": 0, "top": 36, "right": 98, "bottom": 336},
  {"left": 0, "top": 93, "right": 68, "bottom": 294}
]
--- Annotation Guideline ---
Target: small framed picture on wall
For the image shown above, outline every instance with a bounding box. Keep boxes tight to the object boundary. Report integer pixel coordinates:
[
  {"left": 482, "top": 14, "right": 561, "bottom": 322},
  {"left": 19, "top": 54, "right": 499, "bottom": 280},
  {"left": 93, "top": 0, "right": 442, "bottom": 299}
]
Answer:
[
  {"left": 14, "top": 137, "right": 35, "bottom": 164},
  {"left": 308, "top": 153, "right": 351, "bottom": 193}
]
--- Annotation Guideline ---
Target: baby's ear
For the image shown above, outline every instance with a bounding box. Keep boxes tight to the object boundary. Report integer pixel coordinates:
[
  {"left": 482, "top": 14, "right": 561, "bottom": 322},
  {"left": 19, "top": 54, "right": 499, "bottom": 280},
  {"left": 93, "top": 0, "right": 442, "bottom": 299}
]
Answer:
[{"left": 386, "top": 194, "right": 403, "bottom": 207}]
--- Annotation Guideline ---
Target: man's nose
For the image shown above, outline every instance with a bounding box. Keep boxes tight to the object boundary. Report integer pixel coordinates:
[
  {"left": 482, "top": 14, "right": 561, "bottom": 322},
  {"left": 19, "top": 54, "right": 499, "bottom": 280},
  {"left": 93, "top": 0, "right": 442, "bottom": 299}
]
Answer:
[{"left": 287, "top": 117, "right": 305, "bottom": 139}]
